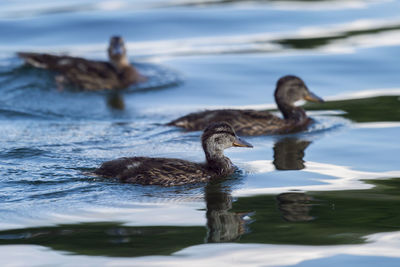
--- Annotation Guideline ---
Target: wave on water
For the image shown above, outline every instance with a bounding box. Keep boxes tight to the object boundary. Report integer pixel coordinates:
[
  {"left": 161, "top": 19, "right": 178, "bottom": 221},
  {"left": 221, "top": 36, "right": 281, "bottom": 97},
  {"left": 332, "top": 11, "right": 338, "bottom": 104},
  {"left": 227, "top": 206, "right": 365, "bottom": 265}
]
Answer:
[
  {"left": 1, "top": 61, "right": 182, "bottom": 93},
  {"left": 0, "top": 61, "right": 182, "bottom": 120},
  {"left": 0, "top": 0, "right": 386, "bottom": 19},
  {"left": 124, "top": 62, "right": 182, "bottom": 93},
  {"left": 0, "top": 108, "right": 48, "bottom": 120},
  {"left": 0, "top": 147, "right": 49, "bottom": 159}
]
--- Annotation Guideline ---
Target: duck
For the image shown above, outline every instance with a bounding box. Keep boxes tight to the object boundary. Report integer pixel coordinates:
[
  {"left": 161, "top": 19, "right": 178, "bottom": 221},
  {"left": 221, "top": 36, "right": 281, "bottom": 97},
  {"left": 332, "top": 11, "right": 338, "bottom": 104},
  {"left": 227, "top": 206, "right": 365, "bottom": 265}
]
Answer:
[
  {"left": 167, "top": 75, "right": 324, "bottom": 136},
  {"left": 93, "top": 122, "right": 253, "bottom": 186},
  {"left": 17, "top": 36, "right": 146, "bottom": 90}
]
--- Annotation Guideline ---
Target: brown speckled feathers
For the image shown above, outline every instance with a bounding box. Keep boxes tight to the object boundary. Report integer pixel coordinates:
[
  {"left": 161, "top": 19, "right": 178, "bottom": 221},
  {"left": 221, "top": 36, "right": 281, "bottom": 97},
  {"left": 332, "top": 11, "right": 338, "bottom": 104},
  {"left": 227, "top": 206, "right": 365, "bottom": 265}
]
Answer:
[
  {"left": 167, "top": 109, "right": 301, "bottom": 135},
  {"left": 168, "top": 75, "right": 324, "bottom": 136},
  {"left": 94, "top": 157, "right": 215, "bottom": 186},
  {"left": 93, "top": 122, "right": 252, "bottom": 186}
]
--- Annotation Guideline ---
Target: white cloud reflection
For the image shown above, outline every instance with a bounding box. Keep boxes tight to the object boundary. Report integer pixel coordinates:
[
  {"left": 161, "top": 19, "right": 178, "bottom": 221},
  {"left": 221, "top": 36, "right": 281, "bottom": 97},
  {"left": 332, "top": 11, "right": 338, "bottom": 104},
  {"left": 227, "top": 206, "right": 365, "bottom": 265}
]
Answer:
[
  {"left": 236, "top": 160, "right": 400, "bottom": 197},
  {"left": 2, "top": 16, "right": 400, "bottom": 62},
  {"left": 0, "top": 201, "right": 206, "bottom": 231},
  {"left": 1, "top": 230, "right": 400, "bottom": 266}
]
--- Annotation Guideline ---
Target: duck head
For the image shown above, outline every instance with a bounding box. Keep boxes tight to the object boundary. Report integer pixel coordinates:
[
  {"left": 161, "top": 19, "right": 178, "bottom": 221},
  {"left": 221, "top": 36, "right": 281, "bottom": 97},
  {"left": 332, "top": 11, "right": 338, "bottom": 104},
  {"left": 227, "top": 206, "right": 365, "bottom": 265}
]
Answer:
[
  {"left": 108, "top": 36, "right": 130, "bottom": 69},
  {"left": 274, "top": 75, "right": 324, "bottom": 120},
  {"left": 201, "top": 122, "right": 253, "bottom": 162}
]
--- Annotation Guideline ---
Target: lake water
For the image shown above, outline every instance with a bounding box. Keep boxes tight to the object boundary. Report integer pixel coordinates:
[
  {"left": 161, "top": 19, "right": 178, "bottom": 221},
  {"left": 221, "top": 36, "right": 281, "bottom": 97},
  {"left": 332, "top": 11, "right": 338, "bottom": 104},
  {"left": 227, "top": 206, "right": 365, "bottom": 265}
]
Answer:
[{"left": 0, "top": 0, "right": 400, "bottom": 266}]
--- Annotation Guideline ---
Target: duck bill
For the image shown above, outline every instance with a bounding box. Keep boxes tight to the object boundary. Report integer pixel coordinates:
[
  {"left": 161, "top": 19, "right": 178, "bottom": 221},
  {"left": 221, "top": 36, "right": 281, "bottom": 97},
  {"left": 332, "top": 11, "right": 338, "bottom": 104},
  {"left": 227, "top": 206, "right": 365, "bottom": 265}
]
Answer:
[
  {"left": 233, "top": 137, "right": 253, "bottom": 148},
  {"left": 304, "top": 91, "right": 324, "bottom": 103}
]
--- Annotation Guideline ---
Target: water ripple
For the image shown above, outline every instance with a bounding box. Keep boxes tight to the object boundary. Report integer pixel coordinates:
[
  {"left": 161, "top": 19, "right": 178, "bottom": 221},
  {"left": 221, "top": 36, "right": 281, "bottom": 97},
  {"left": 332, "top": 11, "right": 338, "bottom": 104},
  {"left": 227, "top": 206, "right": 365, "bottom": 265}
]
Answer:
[{"left": 0, "top": 147, "right": 49, "bottom": 159}]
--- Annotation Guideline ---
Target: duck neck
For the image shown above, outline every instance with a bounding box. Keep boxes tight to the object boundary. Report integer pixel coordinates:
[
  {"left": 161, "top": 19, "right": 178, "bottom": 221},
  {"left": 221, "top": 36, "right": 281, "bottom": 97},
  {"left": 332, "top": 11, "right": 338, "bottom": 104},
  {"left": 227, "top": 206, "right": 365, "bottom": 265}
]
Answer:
[
  {"left": 277, "top": 102, "right": 307, "bottom": 122},
  {"left": 111, "top": 57, "right": 131, "bottom": 72},
  {"left": 205, "top": 149, "right": 233, "bottom": 176}
]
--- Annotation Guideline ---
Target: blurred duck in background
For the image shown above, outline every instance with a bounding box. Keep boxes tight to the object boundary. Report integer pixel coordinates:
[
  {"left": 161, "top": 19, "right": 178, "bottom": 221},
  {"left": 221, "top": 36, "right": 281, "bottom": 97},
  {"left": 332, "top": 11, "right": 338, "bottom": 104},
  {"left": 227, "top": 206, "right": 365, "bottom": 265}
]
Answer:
[
  {"left": 18, "top": 36, "right": 146, "bottom": 90},
  {"left": 168, "top": 75, "right": 324, "bottom": 136}
]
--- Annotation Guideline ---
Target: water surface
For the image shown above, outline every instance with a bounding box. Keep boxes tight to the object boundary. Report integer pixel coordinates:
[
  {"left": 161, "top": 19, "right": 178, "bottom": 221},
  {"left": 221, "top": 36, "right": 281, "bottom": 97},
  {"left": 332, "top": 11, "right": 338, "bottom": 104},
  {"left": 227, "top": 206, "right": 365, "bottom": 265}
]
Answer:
[{"left": 0, "top": 0, "right": 400, "bottom": 266}]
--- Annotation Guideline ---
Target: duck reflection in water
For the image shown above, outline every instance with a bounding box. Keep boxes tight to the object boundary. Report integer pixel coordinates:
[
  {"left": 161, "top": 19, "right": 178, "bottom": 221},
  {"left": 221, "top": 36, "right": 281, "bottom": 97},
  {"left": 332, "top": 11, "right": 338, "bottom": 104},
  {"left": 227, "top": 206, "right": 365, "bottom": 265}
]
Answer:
[
  {"left": 106, "top": 92, "right": 125, "bottom": 110},
  {"left": 205, "top": 182, "right": 253, "bottom": 243},
  {"left": 276, "top": 192, "right": 314, "bottom": 222},
  {"left": 273, "top": 137, "right": 314, "bottom": 221},
  {"left": 273, "top": 137, "right": 311, "bottom": 171}
]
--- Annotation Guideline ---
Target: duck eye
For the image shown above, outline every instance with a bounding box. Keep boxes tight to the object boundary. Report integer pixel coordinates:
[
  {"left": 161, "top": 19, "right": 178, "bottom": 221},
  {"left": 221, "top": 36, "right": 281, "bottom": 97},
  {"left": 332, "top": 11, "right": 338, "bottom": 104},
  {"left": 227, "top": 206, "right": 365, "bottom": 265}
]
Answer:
[{"left": 215, "top": 137, "right": 222, "bottom": 144}]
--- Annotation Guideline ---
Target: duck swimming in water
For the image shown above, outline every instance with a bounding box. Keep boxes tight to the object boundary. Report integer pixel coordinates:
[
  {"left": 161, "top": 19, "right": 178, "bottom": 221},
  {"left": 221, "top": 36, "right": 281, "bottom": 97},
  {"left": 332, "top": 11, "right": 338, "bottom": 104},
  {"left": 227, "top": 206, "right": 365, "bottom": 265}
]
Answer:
[
  {"left": 18, "top": 36, "right": 145, "bottom": 90},
  {"left": 167, "top": 75, "right": 324, "bottom": 136},
  {"left": 94, "top": 122, "right": 253, "bottom": 186}
]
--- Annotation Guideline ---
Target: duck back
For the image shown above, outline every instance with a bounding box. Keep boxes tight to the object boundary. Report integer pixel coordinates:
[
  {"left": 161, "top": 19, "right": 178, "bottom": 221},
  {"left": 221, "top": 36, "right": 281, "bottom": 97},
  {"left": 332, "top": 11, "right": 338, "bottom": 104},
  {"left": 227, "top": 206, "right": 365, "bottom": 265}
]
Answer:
[
  {"left": 168, "top": 109, "right": 286, "bottom": 135},
  {"left": 94, "top": 156, "right": 220, "bottom": 186}
]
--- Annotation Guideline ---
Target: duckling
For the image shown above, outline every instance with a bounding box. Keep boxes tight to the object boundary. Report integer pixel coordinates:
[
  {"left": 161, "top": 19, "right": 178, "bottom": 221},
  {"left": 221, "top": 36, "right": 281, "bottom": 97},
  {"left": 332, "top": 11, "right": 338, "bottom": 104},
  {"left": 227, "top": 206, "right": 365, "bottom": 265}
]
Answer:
[
  {"left": 17, "top": 36, "right": 145, "bottom": 90},
  {"left": 94, "top": 122, "right": 252, "bottom": 186},
  {"left": 167, "top": 75, "right": 324, "bottom": 136}
]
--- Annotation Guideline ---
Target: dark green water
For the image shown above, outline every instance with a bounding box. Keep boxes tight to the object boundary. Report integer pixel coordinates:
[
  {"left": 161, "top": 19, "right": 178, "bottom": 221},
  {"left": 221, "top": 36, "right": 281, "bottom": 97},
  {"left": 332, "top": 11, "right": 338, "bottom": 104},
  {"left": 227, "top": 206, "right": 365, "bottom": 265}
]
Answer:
[{"left": 0, "top": 0, "right": 400, "bottom": 266}]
